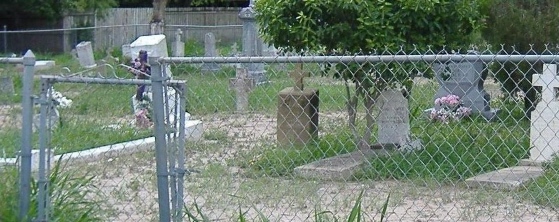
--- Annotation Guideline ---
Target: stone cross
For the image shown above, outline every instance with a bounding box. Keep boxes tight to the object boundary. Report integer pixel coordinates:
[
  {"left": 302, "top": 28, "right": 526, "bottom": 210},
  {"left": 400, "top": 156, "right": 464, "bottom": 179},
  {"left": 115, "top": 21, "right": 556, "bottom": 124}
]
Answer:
[
  {"left": 533, "top": 64, "right": 559, "bottom": 103},
  {"left": 229, "top": 67, "right": 255, "bottom": 111},
  {"left": 175, "top": 28, "right": 183, "bottom": 42},
  {"left": 172, "top": 29, "right": 184, "bottom": 57},
  {"left": 529, "top": 63, "right": 559, "bottom": 163},
  {"left": 289, "top": 63, "right": 310, "bottom": 91}
]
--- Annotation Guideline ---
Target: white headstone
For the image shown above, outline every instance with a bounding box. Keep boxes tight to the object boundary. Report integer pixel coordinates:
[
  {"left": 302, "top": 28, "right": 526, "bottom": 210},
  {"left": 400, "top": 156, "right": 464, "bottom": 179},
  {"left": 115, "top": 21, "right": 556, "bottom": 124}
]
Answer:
[
  {"left": 76, "top": 41, "right": 96, "bottom": 68},
  {"left": 529, "top": 64, "right": 559, "bottom": 163},
  {"left": 377, "top": 89, "right": 410, "bottom": 145},
  {"left": 129, "top": 34, "right": 172, "bottom": 77}
]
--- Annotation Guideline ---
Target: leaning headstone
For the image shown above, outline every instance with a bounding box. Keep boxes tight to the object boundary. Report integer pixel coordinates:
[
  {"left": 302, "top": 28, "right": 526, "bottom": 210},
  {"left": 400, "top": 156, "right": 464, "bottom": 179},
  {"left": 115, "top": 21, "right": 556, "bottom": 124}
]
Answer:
[
  {"left": 429, "top": 52, "right": 498, "bottom": 120},
  {"left": 76, "top": 41, "right": 97, "bottom": 68},
  {"left": 201, "top": 32, "right": 220, "bottom": 72},
  {"left": 239, "top": 5, "right": 267, "bottom": 85},
  {"left": 229, "top": 67, "right": 255, "bottom": 112},
  {"left": 277, "top": 64, "right": 319, "bottom": 146},
  {"left": 528, "top": 63, "right": 559, "bottom": 163},
  {"left": 172, "top": 29, "right": 184, "bottom": 57},
  {"left": 377, "top": 89, "right": 410, "bottom": 146}
]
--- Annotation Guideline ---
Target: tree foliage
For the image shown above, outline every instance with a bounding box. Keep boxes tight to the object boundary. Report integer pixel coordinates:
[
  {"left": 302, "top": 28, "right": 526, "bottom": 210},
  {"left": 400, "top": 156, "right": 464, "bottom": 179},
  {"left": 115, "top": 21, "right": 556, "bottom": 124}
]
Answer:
[
  {"left": 481, "top": 0, "right": 559, "bottom": 115},
  {"left": 0, "top": 0, "right": 117, "bottom": 20},
  {"left": 256, "top": 0, "right": 483, "bottom": 148}
]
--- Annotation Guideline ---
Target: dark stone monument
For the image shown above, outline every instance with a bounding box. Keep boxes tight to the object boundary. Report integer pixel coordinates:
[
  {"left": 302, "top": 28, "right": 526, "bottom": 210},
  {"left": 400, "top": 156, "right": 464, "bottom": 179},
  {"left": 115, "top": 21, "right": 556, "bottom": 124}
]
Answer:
[{"left": 277, "top": 64, "right": 319, "bottom": 146}]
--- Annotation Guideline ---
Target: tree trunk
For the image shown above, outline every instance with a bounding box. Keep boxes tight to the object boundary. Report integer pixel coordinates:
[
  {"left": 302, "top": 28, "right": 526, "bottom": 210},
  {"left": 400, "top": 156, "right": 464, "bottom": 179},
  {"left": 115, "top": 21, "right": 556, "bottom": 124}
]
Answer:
[
  {"left": 150, "top": 0, "right": 168, "bottom": 35},
  {"left": 360, "top": 91, "right": 377, "bottom": 150}
]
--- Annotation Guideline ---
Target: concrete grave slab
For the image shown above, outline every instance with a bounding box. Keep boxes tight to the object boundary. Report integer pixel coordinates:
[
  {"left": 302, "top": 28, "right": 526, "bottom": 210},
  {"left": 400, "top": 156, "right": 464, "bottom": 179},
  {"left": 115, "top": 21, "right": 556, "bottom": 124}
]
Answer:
[
  {"left": 465, "top": 166, "right": 544, "bottom": 190},
  {"left": 294, "top": 149, "right": 391, "bottom": 181}
]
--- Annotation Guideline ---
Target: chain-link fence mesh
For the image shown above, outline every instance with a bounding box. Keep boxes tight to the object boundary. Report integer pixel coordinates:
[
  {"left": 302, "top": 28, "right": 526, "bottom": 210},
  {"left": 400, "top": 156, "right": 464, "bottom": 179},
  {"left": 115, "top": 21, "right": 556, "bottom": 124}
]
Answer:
[
  {"left": 157, "top": 46, "right": 559, "bottom": 221},
  {"left": 4, "top": 46, "right": 559, "bottom": 221}
]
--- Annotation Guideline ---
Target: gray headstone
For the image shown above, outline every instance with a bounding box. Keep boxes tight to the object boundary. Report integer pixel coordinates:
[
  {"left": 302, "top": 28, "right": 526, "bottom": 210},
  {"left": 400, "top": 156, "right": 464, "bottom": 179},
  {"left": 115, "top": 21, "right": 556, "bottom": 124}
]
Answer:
[
  {"left": 172, "top": 29, "right": 184, "bottom": 57},
  {"left": 239, "top": 6, "right": 267, "bottom": 85},
  {"left": 201, "top": 32, "right": 220, "bottom": 72},
  {"left": 76, "top": 41, "right": 96, "bottom": 68},
  {"left": 431, "top": 52, "right": 498, "bottom": 120},
  {"left": 529, "top": 64, "right": 559, "bottom": 163},
  {"left": 377, "top": 89, "right": 410, "bottom": 145}
]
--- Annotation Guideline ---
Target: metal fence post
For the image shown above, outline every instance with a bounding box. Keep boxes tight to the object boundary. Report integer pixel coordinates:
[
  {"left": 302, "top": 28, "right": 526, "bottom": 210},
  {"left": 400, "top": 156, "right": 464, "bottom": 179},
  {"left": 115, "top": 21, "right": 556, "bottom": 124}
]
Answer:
[
  {"left": 176, "top": 83, "right": 187, "bottom": 222},
  {"left": 149, "top": 56, "right": 171, "bottom": 222},
  {"left": 19, "top": 50, "right": 35, "bottom": 222},
  {"left": 36, "top": 78, "right": 51, "bottom": 222}
]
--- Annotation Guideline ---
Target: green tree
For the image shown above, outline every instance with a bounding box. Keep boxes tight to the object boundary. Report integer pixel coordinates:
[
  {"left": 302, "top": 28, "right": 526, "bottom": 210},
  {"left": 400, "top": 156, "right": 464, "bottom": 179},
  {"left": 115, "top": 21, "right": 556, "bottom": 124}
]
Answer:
[
  {"left": 256, "top": 0, "right": 483, "bottom": 148},
  {"left": 481, "top": 0, "right": 559, "bottom": 116},
  {"left": 0, "top": 0, "right": 117, "bottom": 21}
]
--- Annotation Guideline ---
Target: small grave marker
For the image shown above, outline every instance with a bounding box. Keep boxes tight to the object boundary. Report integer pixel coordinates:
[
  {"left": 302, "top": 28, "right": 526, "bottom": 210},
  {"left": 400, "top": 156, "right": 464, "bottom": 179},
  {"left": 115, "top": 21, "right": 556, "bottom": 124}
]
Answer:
[
  {"left": 529, "top": 63, "right": 559, "bottom": 163},
  {"left": 229, "top": 68, "right": 255, "bottom": 112}
]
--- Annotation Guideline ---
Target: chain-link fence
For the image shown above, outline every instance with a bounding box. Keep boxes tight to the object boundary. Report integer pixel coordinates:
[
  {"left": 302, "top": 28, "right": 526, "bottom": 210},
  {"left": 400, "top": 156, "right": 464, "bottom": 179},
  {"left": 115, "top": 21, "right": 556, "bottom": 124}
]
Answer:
[
  {"left": 158, "top": 47, "right": 559, "bottom": 221},
  {"left": 4, "top": 47, "right": 559, "bottom": 221}
]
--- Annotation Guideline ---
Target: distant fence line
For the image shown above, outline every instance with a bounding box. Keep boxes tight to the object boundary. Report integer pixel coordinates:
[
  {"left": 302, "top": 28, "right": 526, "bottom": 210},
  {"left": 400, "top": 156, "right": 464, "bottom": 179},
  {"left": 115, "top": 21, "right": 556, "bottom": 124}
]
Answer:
[{"left": 1, "top": 7, "right": 244, "bottom": 54}]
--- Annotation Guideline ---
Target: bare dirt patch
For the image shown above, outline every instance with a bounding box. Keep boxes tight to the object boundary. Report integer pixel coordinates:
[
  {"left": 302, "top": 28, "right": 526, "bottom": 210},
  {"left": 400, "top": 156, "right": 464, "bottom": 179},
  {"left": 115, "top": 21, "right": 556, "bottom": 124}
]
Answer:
[{"left": 60, "top": 112, "right": 558, "bottom": 222}]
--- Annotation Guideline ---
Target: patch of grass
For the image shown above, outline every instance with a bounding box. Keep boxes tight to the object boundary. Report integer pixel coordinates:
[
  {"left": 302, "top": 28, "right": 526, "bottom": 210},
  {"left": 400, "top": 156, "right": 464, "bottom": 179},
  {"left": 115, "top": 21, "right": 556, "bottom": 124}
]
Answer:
[
  {"left": 524, "top": 157, "right": 559, "bottom": 208},
  {"left": 239, "top": 133, "right": 356, "bottom": 177},
  {"left": 357, "top": 102, "right": 530, "bottom": 182},
  {"left": 1, "top": 120, "right": 152, "bottom": 157},
  {"left": 203, "top": 129, "right": 229, "bottom": 142},
  {"left": 50, "top": 119, "right": 152, "bottom": 155}
]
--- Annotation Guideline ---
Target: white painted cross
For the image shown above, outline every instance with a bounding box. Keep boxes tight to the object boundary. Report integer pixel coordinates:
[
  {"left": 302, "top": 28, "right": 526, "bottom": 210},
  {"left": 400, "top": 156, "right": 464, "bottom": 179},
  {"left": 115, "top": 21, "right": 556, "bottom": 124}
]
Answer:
[{"left": 533, "top": 64, "right": 559, "bottom": 103}]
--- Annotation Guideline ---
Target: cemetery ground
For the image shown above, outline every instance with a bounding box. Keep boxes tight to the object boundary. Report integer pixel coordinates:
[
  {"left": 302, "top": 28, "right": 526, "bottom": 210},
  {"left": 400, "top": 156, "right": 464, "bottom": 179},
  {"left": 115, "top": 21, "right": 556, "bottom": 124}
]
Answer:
[{"left": 1, "top": 52, "right": 559, "bottom": 221}]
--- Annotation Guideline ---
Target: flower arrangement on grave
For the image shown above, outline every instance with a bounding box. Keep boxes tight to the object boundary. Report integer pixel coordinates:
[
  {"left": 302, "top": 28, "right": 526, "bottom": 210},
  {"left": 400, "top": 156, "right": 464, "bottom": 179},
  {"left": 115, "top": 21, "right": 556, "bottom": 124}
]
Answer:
[
  {"left": 429, "top": 94, "right": 472, "bottom": 123},
  {"left": 134, "top": 96, "right": 153, "bottom": 128}
]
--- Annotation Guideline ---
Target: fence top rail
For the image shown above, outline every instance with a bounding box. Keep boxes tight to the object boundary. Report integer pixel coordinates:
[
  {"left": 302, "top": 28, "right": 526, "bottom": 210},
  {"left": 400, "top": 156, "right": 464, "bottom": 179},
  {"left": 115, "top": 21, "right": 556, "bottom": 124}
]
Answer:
[
  {"left": 0, "top": 57, "right": 23, "bottom": 64},
  {"left": 41, "top": 75, "right": 186, "bottom": 87},
  {"left": 160, "top": 54, "right": 559, "bottom": 64}
]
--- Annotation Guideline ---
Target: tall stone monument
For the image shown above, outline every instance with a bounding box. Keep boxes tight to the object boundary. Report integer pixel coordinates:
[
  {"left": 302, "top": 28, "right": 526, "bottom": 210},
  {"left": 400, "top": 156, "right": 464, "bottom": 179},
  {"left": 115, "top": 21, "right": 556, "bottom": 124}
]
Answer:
[
  {"left": 238, "top": 2, "right": 267, "bottom": 85},
  {"left": 277, "top": 64, "right": 319, "bottom": 146}
]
